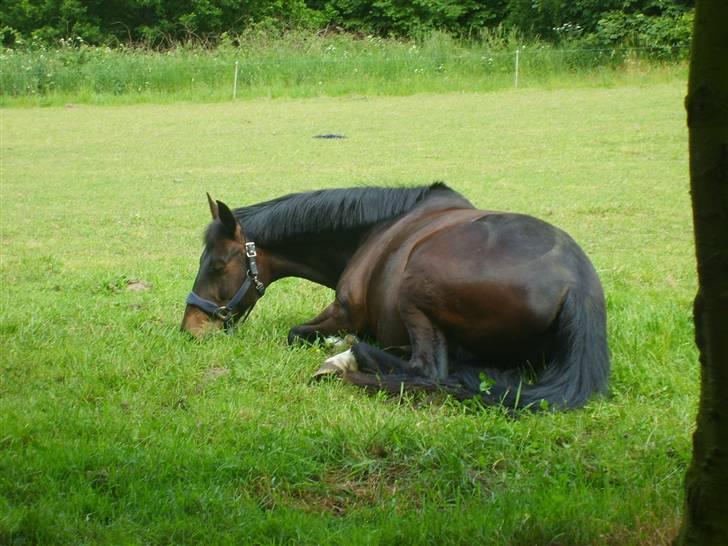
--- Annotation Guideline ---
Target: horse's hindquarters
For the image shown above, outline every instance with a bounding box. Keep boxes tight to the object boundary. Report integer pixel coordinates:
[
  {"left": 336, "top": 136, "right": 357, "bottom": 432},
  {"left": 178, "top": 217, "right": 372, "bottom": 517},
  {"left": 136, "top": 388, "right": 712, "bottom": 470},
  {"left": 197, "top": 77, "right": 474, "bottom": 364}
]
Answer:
[{"left": 396, "top": 213, "right": 602, "bottom": 362}]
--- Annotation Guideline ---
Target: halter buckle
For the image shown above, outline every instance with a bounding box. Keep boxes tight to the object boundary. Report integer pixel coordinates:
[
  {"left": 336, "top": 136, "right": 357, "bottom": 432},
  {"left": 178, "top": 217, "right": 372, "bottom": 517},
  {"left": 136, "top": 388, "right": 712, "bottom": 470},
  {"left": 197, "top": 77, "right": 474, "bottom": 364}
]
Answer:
[
  {"left": 245, "top": 242, "right": 257, "bottom": 258},
  {"left": 214, "top": 306, "right": 233, "bottom": 322}
]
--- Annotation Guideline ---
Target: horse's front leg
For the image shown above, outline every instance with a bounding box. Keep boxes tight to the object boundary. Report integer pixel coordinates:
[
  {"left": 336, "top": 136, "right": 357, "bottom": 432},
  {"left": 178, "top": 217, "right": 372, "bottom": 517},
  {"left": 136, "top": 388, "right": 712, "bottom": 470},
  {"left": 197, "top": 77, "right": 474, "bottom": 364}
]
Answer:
[{"left": 287, "top": 300, "right": 356, "bottom": 345}]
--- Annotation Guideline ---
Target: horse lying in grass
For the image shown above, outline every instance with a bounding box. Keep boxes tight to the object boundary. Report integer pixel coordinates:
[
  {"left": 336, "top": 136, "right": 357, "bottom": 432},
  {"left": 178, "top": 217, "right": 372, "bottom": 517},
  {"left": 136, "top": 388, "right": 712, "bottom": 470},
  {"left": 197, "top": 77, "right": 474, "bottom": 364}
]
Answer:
[{"left": 181, "top": 183, "right": 609, "bottom": 410}]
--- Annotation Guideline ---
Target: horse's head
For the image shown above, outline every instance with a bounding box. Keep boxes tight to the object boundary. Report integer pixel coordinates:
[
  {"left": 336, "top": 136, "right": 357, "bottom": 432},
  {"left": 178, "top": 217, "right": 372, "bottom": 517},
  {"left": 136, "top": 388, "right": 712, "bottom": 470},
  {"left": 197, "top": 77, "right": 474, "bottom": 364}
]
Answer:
[{"left": 180, "top": 194, "right": 265, "bottom": 338}]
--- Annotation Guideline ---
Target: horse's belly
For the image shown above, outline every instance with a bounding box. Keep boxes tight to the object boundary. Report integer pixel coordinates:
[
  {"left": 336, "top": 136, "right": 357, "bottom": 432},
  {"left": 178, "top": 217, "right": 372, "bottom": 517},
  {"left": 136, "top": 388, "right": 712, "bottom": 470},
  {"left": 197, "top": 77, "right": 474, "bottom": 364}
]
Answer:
[
  {"left": 375, "top": 313, "right": 410, "bottom": 347},
  {"left": 447, "top": 313, "right": 554, "bottom": 362},
  {"left": 436, "top": 278, "right": 561, "bottom": 356}
]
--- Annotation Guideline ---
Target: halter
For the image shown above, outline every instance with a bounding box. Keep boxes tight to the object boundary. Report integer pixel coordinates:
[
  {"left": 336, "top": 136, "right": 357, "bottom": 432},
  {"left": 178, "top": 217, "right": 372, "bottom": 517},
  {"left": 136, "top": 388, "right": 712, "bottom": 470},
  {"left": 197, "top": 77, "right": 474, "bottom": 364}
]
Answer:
[{"left": 185, "top": 241, "right": 266, "bottom": 328}]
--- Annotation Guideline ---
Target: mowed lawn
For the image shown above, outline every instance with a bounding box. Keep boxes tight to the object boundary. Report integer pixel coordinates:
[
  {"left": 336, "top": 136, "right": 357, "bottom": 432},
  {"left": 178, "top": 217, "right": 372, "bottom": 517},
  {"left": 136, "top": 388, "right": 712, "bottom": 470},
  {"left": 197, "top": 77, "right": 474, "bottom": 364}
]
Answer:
[{"left": 1, "top": 82, "right": 697, "bottom": 544}]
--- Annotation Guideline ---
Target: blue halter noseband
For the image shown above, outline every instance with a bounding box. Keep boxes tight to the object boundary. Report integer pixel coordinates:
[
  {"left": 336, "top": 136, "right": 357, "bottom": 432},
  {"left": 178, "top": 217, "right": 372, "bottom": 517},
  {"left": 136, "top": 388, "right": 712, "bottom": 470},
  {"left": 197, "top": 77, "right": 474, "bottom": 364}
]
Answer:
[{"left": 185, "top": 241, "right": 266, "bottom": 327}]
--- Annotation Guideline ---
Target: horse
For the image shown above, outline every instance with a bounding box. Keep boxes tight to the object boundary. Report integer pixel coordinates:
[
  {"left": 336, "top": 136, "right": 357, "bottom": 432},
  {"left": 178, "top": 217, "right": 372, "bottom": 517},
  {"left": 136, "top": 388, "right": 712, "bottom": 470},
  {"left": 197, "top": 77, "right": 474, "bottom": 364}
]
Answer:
[{"left": 180, "top": 183, "right": 609, "bottom": 410}]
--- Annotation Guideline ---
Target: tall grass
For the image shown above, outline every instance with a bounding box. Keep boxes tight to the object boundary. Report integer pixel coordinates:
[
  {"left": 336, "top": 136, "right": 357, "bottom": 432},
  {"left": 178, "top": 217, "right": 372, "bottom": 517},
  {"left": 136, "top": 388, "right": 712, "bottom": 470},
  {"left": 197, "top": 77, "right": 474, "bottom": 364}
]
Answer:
[{"left": 1, "top": 31, "right": 688, "bottom": 106}]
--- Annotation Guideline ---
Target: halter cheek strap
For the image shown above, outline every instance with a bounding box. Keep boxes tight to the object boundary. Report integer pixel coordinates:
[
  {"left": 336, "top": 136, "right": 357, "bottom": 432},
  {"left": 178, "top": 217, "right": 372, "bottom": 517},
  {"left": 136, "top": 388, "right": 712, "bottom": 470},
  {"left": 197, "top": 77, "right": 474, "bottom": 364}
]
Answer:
[{"left": 185, "top": 241, "right": 266, "bottom": 327}]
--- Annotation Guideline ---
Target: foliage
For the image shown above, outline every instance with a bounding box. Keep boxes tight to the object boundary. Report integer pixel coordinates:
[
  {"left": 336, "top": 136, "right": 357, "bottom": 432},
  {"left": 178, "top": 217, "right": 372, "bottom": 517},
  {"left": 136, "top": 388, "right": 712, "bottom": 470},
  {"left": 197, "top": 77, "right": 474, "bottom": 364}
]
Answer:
[
  {"left": 306, "top": 0, "right": 510, "bottom": 37},
  {"left": 505, "top": 0, "right": 622, "bottom": 39},
  {"left": 0, "top": 0, "right": 325, "bottom": 47},
  {"left": 0, "top": 0, "right": 693, "bottom": 49},
  {"left": 587, "top": 7, "right": 694, "bottom": 55},
  {"left": 504, "top": 0, "right": 693, "bottom": 53}
]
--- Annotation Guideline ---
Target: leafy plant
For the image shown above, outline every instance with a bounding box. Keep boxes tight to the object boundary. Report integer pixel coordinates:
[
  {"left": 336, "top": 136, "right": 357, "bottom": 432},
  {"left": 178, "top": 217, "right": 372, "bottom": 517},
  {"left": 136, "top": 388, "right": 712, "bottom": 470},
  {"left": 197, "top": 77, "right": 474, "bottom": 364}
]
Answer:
[{"left": 0, "top": 0, "right": 693, "bottom": 47}]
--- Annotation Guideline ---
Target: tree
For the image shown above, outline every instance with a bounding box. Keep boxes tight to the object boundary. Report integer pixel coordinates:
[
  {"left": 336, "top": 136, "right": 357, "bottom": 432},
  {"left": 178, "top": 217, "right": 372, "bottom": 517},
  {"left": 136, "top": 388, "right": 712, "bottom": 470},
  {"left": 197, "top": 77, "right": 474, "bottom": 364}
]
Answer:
[{"left": 675, "top": 0, "right": 728, "bottom": 544}]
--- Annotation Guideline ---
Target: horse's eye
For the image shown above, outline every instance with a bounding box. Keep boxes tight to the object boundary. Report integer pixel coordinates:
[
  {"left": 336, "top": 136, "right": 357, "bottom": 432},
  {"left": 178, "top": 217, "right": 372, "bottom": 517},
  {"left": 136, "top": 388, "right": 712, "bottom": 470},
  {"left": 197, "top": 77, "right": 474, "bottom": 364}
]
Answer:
[{"left": 210, "top": 258, "right": 227, "bottom": 273}]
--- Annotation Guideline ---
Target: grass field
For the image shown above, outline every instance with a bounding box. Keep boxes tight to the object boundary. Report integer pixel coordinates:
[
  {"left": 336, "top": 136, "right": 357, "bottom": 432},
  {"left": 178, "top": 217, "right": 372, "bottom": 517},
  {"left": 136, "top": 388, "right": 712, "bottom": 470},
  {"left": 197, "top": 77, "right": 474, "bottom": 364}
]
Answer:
[{"left": 0, "top": 79, "right": 696, "bottom": 544}]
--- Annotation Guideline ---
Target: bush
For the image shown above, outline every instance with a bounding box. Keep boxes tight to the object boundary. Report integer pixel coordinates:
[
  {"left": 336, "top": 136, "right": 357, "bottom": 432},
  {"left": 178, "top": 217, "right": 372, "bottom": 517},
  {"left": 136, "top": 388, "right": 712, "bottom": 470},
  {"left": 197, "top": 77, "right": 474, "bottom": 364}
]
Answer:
[
  {"left": 589, "top": 9, "right": 693, "bottom": 57},
  {"left": 306, "top": 0, "right": 509, "bottom": 37},
  {"left": 0, "top": 0, "right": 326, "bottom": 47},
  {"left": 0, "top": 0, "right": 694, "bottom": 52}
]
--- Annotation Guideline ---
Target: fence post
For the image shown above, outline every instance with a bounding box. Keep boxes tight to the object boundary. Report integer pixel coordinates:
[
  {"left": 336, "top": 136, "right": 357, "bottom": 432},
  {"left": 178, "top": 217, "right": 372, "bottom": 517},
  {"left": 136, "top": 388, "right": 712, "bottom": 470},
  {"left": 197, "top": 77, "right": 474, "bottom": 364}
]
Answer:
[
  {"left": 232, "top": 61, "right": 239, "bottom": 100},
  {"left": 514, "top": 48, "right": 520, "bottom": 89}
]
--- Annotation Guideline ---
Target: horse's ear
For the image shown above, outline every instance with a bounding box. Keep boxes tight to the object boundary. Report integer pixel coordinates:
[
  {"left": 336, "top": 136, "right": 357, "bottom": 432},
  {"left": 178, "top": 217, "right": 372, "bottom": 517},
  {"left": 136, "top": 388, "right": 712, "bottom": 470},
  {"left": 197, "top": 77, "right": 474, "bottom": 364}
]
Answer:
[
  {"left": 207, "top": 193, "right": 219, "bottom": 220},
  {"left": 216, "top": 200, "right": 243, "bottom": 242}
]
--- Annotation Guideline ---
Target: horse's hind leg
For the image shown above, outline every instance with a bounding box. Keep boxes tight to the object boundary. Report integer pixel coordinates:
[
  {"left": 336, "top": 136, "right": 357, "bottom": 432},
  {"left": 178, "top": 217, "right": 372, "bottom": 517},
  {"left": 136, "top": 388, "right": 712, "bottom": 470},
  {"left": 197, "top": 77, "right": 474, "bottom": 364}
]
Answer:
[
  {"left": 400, "top": 306, "right": 449, "bottom": 380},
  {"left": 340, "top": 337, "right": 472, "bottom": 398},
  {"left": 349, "top": 343, "right": 409, "bottom": 375},
  {"left": 342, "top": 369, "right": 474, "bottom": 399},
  {"left": 350, "top": 307, "right": 449, "bottom": 380}
]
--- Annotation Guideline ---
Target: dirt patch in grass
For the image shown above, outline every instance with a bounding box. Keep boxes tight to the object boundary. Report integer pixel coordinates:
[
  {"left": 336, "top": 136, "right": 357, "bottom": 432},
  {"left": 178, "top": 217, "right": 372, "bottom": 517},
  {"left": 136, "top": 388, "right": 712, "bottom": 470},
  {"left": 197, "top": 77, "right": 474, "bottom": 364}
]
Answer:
[
  {"left": 286, "top": 466, "right": 412, "bottom": 517},
  {"left": 601, "top": 512, "right": 682, "bottom": 546}
]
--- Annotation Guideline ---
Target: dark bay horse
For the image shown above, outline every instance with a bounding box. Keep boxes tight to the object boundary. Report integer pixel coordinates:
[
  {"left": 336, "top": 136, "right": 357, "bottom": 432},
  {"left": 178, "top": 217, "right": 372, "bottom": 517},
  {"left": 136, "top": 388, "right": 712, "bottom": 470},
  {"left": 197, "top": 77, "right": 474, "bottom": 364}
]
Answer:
[{"left": 181, "top": 183, "right": 609, "bottom": 410}]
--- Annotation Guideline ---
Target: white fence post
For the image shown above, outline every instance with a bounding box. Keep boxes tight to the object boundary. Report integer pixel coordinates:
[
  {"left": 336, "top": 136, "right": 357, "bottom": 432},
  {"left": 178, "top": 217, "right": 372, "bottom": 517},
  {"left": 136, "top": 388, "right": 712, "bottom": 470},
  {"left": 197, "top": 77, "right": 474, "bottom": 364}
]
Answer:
[
  {"left": 232, "top": 61, "right": 239, "bottom": 100},
  {"left": 514, "top": 48, "right": 520, "bottom": 89}
]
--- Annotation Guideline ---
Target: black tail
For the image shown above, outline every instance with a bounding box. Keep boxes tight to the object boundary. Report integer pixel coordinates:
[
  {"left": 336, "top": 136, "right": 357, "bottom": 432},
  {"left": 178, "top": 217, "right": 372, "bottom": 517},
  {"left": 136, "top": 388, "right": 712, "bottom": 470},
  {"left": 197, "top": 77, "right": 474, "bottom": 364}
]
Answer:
[
  {"left": 344, "top": 288, "right": 609, "bottom": 411},
  {"left": 481, "top": 287, "right": 610, "bottom": 410}
]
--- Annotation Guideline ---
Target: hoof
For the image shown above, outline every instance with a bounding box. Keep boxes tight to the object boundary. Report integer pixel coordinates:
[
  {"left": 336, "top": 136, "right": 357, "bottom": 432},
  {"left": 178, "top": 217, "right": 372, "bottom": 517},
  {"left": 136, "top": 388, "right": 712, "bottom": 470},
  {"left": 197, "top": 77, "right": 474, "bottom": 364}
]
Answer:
[
  {"left": 287, "top": 330, "right": 302, "bottom": 346},
  {"left": 311, "top": 349, "right": 359, "bottom": 381},
  {"left": 323, "top": 334, "right": 360, "bottom": 351}
]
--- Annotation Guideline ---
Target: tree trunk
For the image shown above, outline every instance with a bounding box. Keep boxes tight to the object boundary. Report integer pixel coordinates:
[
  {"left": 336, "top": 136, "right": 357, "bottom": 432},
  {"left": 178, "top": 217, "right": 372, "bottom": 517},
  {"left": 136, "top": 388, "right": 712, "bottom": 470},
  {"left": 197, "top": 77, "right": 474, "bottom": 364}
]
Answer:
[{"left": 675, "top": 1, "right": 728, "bottom": 544}]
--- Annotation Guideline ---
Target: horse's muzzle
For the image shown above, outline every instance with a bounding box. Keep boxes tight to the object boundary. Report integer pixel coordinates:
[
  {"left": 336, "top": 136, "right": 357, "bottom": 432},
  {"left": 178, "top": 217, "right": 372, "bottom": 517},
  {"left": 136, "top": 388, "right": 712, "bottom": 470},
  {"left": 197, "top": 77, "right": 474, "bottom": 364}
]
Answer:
[{"left": 180, "top": 304, "right": 223, "bottom": 338}]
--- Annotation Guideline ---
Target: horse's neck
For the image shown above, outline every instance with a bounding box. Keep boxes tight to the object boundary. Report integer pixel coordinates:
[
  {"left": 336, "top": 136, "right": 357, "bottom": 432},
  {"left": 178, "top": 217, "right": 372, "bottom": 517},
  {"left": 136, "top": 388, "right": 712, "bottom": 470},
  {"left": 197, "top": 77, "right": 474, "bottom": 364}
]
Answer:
[
  {"left": 262, "top": 230, "right": 367, "bottom": 289},
  {"left": 257, "top": 191, "right": 473, "bottom": 289}
]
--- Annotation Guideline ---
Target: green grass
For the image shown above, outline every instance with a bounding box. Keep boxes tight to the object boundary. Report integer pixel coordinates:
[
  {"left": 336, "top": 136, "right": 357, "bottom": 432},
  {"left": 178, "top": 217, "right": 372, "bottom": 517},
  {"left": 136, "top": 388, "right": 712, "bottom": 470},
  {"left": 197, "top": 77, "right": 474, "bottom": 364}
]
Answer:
[
  {"left": 0, "top": 79, "right": 695, "bottom": 544},
  {"left": 1, "top": 32, "right": 688, "bottom": 107}
]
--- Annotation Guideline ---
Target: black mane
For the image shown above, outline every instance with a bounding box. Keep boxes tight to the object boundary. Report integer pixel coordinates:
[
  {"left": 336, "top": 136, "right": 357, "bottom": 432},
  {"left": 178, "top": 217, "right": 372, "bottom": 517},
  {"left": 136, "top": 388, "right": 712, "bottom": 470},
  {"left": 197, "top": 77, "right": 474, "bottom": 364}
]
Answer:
[{"left": 230, "top": 182, "right": 470, "bottom": 245}]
